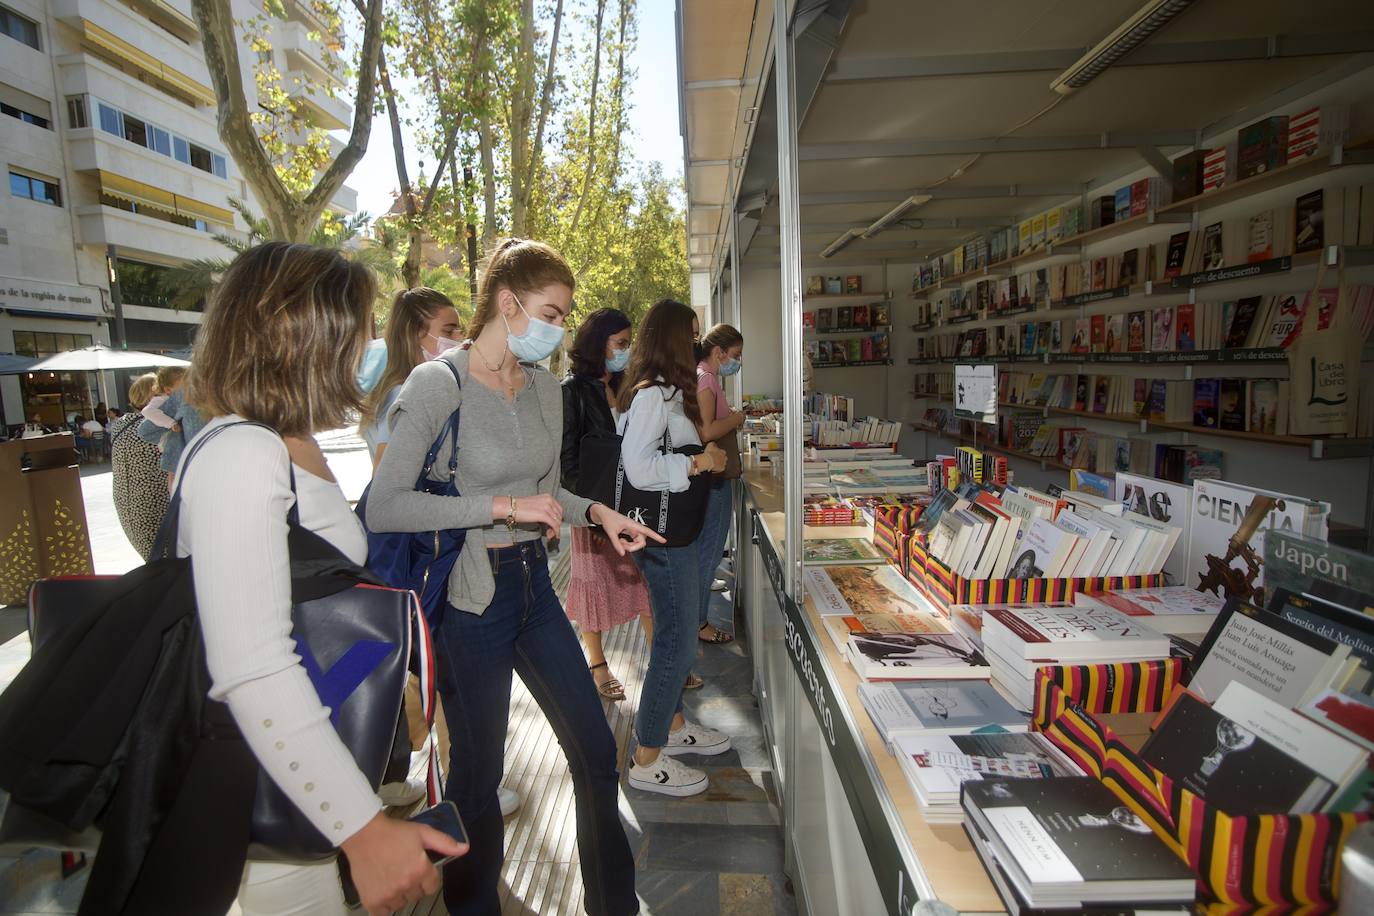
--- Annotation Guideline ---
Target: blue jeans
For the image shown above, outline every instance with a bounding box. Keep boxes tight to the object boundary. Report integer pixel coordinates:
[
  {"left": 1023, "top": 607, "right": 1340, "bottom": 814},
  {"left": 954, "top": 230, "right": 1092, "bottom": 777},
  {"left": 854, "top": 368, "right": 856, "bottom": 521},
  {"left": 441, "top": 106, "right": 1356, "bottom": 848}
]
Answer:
[
  {"left": 434, "top": 541, "right": 637, "bottom": 916},
  {"left": 696, "top": 479, "right": 734, "bottom": 627},
  {"left": 633, "top": 543, "right": 701, "bottom": 748}
]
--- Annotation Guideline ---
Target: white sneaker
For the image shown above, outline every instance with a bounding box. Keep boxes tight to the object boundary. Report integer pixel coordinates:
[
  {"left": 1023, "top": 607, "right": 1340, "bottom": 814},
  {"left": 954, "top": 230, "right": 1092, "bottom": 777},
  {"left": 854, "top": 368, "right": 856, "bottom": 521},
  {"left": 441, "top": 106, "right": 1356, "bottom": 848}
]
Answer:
[
  {"left": 378, "top": 777, "right": 426, "bottom": 807},
  {"left": 628, "top": 754, "right": 709, "bottom": 797},
  {"left": 711, "top": 578, "right": 729, "bottom": 592},
  {"left": 662, "top": 721, "right": 732, "bottom": 757},
  {"left": 499, "top": 787, "right": 521, "bottom": 817}
]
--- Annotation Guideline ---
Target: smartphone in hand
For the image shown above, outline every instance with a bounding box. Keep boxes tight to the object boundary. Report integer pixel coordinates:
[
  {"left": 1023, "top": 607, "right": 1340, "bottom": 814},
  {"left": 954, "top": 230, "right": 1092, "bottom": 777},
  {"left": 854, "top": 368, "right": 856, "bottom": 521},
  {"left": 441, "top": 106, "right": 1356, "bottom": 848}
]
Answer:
[{"left": 409, "top": 801, "right": 468, "bottom": 866}]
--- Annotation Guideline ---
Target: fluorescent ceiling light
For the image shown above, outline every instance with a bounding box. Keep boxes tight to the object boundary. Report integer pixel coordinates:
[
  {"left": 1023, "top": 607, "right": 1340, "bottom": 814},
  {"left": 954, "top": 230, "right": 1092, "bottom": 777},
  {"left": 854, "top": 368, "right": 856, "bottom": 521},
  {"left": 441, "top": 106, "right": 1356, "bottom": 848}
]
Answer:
[
  {"left": 820, "top": 229, "right": 862, "bottom": 258},
  {"left": 1050, "top": 0, "right": 1195, "bottom": 95},
  {"left": 861, "top": 194, "right": 934, "bottom": 239}
]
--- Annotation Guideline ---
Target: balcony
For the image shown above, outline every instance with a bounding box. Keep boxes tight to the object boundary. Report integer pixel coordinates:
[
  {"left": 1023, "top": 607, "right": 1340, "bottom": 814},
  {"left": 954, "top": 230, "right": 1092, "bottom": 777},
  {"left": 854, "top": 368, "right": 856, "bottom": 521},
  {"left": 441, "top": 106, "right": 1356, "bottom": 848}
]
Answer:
[
  {"left": 278, "top": 19, "right": 344, "bottom": 90},
  {"left": 59, "top": 56, "right": 219, "bottom": 146},
  {"left": 75, "top": 203, "right": 235, "bottom": 264},
  {"left": 53, "top": 0, "right": 214, "bottom": 108},
  {"left": 289, "top": 84, "right": 350, "bottom": 131},
  {"left": 124, "top": 0, "right": 198, "bottom": 43},
  {"left": 65, "top": 128, "right": 231, "bottom": 213}
]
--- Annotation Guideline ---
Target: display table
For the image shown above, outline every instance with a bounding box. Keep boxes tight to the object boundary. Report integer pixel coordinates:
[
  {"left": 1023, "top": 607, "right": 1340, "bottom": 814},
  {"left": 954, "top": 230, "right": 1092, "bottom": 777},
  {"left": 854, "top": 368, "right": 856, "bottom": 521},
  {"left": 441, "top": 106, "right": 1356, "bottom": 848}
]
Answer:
[{"left": 737, "top": 468, "right": 1002, "bottom": 916}]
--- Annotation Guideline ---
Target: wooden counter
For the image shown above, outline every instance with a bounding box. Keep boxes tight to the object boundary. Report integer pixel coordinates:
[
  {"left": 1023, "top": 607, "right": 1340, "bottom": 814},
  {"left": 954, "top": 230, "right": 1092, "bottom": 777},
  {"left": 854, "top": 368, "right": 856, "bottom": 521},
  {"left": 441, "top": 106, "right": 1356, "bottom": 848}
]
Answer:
[{"left": 741, "top": 469, "right": 1004, "bottom": 914}]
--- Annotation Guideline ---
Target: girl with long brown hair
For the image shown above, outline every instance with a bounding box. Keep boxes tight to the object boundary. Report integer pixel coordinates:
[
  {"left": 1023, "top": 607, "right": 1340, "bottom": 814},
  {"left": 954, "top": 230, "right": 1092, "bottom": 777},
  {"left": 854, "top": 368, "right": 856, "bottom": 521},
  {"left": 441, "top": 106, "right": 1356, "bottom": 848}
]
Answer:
[
  {"left": 366, "top": 238, "right": 657, "bottom": 915},
  {"left": 358, "top": 287, "right": 462, "bottom": 468},
  {"left": 616, "top": 299, "right": 731, "bottom": 798}
]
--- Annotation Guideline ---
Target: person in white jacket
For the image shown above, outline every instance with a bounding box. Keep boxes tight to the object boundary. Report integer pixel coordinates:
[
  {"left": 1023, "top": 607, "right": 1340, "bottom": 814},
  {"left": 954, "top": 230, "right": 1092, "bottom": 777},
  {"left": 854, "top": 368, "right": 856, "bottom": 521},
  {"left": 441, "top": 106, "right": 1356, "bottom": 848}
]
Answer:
[{"left": 615, "top": 299, "right": 731, "bottom": 797}]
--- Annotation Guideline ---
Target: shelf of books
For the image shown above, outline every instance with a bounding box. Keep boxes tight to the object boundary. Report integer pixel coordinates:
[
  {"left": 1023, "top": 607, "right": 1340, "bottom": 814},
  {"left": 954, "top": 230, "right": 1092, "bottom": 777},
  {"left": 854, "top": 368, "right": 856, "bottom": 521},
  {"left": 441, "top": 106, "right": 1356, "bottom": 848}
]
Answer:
[{"left": 738, "top": 425, "right": 1374, "bottom": 913}]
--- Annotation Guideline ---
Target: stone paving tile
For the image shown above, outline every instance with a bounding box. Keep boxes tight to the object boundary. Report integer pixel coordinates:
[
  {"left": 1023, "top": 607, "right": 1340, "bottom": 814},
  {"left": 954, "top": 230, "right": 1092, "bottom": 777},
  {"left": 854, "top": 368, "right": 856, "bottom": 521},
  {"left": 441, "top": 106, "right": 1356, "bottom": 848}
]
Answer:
[
  {"left": 635, "top": 868, "right": 719, "bottom": 915},
  {"left": 632, "top": 821, "right": 785, "bottom": 875},
  {"left": 719, "top": 871, "right": 797, "bottom": 916}
]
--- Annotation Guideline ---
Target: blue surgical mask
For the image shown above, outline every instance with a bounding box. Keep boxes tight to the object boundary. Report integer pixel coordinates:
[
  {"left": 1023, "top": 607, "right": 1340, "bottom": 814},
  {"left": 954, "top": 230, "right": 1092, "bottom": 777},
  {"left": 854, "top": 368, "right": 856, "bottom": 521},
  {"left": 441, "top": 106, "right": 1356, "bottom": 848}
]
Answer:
[
  {"left": 719, "top": 358, "right": 741, "bottom": 377},
  {"left": 504, "top": 294, "right": 565, "bottom": 362},
  {"left": 356, "top": 337, "right": 387, "bottom": 393},
  {"left": 606, "top": 346, "right": 630, "bottom": 373}
]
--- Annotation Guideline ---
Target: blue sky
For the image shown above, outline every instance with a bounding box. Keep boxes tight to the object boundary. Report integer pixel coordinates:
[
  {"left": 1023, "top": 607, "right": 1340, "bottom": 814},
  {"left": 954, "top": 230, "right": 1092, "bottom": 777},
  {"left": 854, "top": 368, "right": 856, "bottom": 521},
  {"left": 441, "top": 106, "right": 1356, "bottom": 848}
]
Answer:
[{"left": 347, "top": 2, "right": 683, "bottom": 222}]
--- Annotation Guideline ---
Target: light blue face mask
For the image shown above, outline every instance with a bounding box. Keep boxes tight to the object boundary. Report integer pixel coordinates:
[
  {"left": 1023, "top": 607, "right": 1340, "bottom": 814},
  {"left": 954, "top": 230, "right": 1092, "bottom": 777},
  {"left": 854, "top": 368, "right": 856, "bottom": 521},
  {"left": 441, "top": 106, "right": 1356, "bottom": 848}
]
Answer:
[
  {"left": 719, "top": 357, "right": 742, "bottom": 377},
  {"left": 606, "top": 346, "right": 630, "bottom": 373},
  {"left": 505, "top": 294, "right": 565, "bottom": 362},
  {"left": 356, "top": 337, "right": 387, "bottom": 393}
]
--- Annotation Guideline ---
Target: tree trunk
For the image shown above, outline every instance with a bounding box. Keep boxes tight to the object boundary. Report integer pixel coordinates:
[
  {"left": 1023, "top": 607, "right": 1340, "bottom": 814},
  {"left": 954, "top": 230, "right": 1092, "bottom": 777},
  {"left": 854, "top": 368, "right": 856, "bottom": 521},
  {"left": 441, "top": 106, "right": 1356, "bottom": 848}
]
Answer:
[
  {"left": 479, "top": 109, "right": 498, "bottom": 249},
  {"left": 510, "top": 0, "right": 563, "bottom": 236},
  {"left": 567, "top": 0, "right": 608, "bottom": 238},
  {"left": 190, "top": 0, "right": 384, "bottom": 242}
]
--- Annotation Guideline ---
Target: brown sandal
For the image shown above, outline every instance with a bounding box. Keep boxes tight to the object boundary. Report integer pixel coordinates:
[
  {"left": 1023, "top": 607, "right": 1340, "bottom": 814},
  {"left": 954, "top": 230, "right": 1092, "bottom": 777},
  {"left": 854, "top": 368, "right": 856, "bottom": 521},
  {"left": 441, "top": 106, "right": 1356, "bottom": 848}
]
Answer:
[
  {"left": 590, "top": 661, "right": 625, "bottom": 701},
  {"left": 684, "top": 673, "right": 704, "bottom": 690},
  {"left": 698, "top": 623, "right": 734, "bottom": 644}
]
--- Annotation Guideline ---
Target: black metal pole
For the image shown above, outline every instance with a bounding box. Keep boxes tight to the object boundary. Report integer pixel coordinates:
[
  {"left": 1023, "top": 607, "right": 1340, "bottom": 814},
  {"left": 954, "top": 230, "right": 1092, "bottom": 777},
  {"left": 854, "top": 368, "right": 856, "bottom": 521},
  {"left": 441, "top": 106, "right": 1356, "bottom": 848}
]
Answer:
[{"left": 106, "top": 244, "right": 126, "bottom": 349}]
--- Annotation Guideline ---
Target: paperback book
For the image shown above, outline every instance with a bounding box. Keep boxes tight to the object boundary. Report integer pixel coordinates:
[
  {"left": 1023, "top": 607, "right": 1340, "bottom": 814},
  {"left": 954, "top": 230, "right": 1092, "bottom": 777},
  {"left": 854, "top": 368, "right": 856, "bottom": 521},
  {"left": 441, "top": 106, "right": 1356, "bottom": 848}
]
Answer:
[
  {"left": 858, "top": 679, "right": 1027, "bottom": 744},
  {"left": 846, "top": 630, "right": 991, "bottom": 680},
  {"left": 1140, "top": 689, "right": 1335, "bottom": 813},
  {"left": 894, "top": 731, "right": 1078, "bottom": 820},
  {"left": 961, "top": 777, "right": 1197, "bottom": 908}
]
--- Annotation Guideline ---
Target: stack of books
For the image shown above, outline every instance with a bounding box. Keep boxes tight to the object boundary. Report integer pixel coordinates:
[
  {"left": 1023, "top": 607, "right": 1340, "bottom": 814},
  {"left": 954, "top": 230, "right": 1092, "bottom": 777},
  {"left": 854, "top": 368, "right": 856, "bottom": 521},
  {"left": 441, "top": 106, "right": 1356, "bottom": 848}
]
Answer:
[
  {"left": 1074, "top": 586, "right": 1225, "bottom": 640},
  {"left": 893, "top": 731, "right": 1077, "bottom": 824},
  {"left": 857, "top": 679, "right": 1026, "bottom": 745},
  {"left": 980, "top": 603, "right": 1172, "bottom": 708},
  {"left": 962, "top": 776, "right": 1196, "bottom": 912}
]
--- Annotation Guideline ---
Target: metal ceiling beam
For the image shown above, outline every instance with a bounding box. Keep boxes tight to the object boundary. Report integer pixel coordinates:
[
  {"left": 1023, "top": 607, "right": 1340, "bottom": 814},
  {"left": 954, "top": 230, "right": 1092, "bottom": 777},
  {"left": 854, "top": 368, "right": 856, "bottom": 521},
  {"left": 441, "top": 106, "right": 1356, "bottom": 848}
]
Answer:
[
  {"left": 685, "top": 78, "right": 745, "bottom": 90},
  {"left": 799, "top": 183, "right": 1084, "bottom": 205},
  {"left": 799, "top": 131, "right": 1196, "bottom": 161},
  {"left": 1203, "top": 52, "right": 1374, "bottom": 139},
  {"left": 822, "top": 33, "right": 1374, "bottom": 83},
  {"left": 756, "top": 217, "right": 1008, "bottom": 234},
  {"left": 1135, "top": 146, "right": 1173, "bottom": 179}
]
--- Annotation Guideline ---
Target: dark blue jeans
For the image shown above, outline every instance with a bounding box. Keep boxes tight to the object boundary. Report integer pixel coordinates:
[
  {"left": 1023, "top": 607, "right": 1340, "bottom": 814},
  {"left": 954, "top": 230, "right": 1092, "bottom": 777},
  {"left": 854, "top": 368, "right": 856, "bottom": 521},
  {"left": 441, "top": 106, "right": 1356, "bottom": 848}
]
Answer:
[
  {"left": 633, "top": 543, "right": 701, "bottom": 748},
  {"left": 434, "top": 541, "right": 637, "bottom": 916},
  {"left": 696, "top": 478, "right": 734, "bottom": 627}
]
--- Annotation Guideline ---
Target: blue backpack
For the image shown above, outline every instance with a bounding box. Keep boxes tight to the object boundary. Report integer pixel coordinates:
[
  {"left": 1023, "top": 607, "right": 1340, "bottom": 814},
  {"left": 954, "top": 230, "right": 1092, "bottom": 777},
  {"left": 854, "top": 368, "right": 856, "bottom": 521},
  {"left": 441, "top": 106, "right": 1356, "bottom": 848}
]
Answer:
[{"left": 355, "top": 359, "right": 464, "bottom": 626}]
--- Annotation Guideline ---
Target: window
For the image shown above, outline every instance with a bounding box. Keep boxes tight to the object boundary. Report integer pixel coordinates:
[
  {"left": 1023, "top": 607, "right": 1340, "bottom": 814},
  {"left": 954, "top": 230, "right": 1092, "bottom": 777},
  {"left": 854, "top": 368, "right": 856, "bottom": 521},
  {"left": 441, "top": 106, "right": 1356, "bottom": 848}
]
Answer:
[
  {"left": 98, "top": 102, "right": 122, "bottom": 136},
  {"left": 0, "top": 5, "right": 40, "bottom": 51},
  {"left": 10, "top": 170, "right": 61, "bottom": 206},
  {"left": 1, "top": 100, "right": 49, "bottom": 129},
  {"left": 122, "top": 113, "right": 148, "bottom": 148},
  {"left": 89, "top": 99, "right": 229, "bottom": 179},
  {"left": 66, "top": 95, "right": 88, "bottom": 129},
  {"left": 12, "top": 331, "right": 90, "bottom": 357},
  {"left": 101, "top": 193, "right": 213, "bottom": 233}
]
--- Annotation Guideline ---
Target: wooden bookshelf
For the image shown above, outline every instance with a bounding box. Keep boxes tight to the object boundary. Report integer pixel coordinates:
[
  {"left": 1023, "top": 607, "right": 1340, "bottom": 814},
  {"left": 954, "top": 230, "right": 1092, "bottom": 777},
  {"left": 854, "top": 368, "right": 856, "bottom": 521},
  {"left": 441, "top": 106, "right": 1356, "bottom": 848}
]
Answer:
[
  {"left": 911, "top": 421, "right": 1074, "bottom": 471},
  {"left": 908, "top": 347, "right": 1290, "bottom": 366},
  {"left": 806, "top": 325, "right": 892, "bottom": 336},
  {"left": 804, "top": 292, "right": 888, "bottom": 301},
  {"left": 813, "top": 358, "right": 893, "bottom": 368},
  {"left": 904, "top": 141, "right": 1371, "bottom": 293}
]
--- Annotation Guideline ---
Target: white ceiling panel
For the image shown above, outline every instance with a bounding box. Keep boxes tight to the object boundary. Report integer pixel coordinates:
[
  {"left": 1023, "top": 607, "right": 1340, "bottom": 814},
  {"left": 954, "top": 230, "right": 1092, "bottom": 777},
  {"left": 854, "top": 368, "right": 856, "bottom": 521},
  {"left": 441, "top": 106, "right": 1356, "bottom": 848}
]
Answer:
[
  {"left": 801, "top": 72, "right": 1057, "bottom": 144},
  {"left": 1020, "top": 56, "right": 1351, "bottom": 137},
  {"left": 799, "top": 154, "right": 974, "bottom": 193},
  {"left": 833, "top": 0, "right": 1148, "bottom": 59}
]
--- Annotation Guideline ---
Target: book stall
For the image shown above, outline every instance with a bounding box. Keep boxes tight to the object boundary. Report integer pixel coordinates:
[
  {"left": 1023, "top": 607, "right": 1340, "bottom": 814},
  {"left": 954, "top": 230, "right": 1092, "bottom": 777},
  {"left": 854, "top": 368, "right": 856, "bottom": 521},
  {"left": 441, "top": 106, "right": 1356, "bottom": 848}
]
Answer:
[{"left": 681, "top": 1, "right": 1374, "bottom": 914}]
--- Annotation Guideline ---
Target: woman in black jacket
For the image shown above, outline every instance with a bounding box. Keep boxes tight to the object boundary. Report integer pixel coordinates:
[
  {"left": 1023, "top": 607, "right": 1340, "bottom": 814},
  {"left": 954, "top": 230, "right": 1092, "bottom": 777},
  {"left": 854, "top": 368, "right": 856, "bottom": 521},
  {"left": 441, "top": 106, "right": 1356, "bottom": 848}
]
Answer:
[{"left": 561, "top": 308, "right": 653, "bottom": 701}]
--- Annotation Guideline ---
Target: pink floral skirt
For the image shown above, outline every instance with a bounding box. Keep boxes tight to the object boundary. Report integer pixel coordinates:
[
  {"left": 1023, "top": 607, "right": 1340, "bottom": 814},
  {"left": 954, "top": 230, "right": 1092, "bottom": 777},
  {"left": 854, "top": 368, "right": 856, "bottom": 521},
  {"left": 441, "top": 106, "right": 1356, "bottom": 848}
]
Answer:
[{"left": 565, "top": 526, "right": 651, "bottom": 632}]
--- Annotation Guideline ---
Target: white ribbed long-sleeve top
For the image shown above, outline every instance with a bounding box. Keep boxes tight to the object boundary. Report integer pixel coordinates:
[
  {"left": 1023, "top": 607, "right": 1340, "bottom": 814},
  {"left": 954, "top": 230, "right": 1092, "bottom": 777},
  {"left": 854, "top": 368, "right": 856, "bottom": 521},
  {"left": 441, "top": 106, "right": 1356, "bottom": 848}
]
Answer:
[{"left": 174, "top": 417, "right": 381, "bottom": 843}]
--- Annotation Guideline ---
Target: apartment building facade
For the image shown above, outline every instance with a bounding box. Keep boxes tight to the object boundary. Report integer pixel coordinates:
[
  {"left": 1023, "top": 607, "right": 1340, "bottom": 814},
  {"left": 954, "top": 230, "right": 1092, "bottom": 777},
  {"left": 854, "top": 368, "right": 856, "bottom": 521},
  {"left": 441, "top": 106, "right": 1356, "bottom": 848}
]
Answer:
[{"left": 0, "top": 0, "right": 356, "bottom": 428}]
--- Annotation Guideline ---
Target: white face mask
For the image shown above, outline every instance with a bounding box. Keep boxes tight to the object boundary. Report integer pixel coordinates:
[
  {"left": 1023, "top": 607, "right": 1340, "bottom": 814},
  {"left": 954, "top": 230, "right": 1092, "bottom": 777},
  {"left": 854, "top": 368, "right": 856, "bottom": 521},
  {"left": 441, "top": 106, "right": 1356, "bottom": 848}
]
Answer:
[
  {"left": 423, "top": 332, "right": 461, "bottom": 361},
  {"left": 503, "top": 294, "right": 565, "bottom": 362}
]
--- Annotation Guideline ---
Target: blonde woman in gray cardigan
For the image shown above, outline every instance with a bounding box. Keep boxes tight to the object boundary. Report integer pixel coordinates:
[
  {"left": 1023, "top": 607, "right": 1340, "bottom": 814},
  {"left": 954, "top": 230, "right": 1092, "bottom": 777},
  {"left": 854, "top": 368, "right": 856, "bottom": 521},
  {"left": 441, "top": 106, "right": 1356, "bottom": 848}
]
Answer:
[{"left": 367, "top": 239, "right": 658, "bottom": 916}]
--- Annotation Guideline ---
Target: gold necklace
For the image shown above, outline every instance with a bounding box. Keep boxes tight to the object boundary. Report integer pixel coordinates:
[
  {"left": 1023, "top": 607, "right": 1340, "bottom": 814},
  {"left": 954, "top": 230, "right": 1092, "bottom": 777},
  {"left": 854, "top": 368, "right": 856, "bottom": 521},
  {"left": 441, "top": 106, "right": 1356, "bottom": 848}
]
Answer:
[
  {"left": 473, "top": 339, "right": 508, "bottom": 373},
  {"left": 474, "top": 340, "right": 518, "bottom": 398}
]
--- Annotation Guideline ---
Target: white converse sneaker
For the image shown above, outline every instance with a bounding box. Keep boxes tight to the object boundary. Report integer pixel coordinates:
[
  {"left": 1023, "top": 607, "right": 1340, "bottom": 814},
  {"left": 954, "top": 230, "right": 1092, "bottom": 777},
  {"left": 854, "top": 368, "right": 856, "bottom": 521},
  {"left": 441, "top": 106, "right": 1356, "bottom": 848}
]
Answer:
[
  {"left": 499, "top": 787, "right": 521, "bottom": 817},
  {"left": 662, "top": 721, "right": 732, "bottom": 757},
  {"left": 628, "top": 754, "right": 709, "bottom": 797}
]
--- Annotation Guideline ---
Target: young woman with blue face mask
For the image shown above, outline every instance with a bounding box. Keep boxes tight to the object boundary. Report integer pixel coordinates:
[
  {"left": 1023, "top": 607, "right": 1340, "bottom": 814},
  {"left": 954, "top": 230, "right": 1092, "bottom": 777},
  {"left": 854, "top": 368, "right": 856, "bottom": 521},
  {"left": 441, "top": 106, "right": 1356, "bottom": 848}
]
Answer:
[
  {"left": 366, "top": 239, "right": 660, "bottom": 915},
  {"left": 559, "top": 308, "right": 653, "bottom": 702},
  {"left": 694, "top": 324, "right": 746, "bottom": 647}
]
